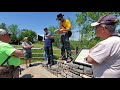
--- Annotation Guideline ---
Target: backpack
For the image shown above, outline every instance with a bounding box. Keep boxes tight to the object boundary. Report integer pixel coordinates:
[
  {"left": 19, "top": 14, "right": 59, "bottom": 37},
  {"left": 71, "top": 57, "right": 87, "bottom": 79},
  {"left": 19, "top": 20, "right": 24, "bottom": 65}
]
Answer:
[{"left": 67, "top": 31, "right": 72, "bottom": 37}]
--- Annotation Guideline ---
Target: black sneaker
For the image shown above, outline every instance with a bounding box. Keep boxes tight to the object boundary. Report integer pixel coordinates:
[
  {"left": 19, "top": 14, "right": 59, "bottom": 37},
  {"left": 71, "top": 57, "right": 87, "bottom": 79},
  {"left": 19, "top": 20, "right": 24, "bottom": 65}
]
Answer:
[{"left": 51, "top": 61, "right": 55, "bottom": 65}]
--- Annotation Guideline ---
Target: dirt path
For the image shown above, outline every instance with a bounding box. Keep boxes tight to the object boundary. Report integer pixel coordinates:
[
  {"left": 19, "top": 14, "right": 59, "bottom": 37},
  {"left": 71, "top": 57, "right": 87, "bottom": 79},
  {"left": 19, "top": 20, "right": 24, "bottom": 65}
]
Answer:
[{"left": 19, "top": 62, "right": 57, "bottom": 78}]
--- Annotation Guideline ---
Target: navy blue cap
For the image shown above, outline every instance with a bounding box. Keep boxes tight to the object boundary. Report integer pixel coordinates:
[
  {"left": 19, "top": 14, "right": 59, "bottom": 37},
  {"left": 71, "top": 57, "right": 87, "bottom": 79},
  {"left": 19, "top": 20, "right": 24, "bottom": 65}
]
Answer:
[{"left": 91, "top": 14, "right": 119, "bottom": 26}]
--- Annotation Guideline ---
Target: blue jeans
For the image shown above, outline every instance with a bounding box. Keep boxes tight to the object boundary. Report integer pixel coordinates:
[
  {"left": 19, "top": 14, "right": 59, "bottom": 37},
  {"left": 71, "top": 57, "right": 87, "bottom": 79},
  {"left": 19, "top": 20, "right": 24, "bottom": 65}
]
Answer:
[
  {"left": 44, "top": 46, "right": 54, "bottom": 64},
  {"left": 43, "top": 51, "right": 47, "bottom": 60}
]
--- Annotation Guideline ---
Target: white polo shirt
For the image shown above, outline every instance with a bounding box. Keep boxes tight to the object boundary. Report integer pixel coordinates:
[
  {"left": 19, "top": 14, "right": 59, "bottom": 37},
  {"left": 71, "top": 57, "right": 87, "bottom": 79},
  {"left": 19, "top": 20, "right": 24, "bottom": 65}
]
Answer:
[{"left": 89, "top": 36, "right": 120, "bottom": 78}]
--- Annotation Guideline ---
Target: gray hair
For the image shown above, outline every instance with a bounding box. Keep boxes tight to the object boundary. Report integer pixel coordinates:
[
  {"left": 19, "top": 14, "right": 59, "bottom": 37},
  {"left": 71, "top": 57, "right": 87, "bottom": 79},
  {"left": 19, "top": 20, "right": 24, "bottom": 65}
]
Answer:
[{"left": 101, "top": 24, "right": 117, "bottom": 33}]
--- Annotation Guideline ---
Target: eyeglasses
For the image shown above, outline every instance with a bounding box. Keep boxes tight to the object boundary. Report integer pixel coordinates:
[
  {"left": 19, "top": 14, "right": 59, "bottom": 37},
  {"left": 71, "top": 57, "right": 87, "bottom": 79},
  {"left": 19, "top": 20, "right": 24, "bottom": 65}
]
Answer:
[
  {"left": 8, "top": 34, "right": 11, "bottom": 36},
  {"left": 4, "top": 34, "right": 11, "bottom": 37}
]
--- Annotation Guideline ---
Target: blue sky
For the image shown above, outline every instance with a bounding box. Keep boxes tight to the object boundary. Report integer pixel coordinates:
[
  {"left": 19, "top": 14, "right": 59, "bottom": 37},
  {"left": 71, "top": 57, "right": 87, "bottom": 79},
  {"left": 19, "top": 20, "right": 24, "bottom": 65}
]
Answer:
[{"left": 0, "top": 12, "right": 79, "bottom": 38}]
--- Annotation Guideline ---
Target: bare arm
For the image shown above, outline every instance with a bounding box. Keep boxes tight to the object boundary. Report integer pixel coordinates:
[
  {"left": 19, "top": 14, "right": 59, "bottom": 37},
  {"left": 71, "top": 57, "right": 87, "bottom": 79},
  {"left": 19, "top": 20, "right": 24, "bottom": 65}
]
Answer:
[
  {"left": 31, "top": 44, "right": 34, "bottom": 48},
  {"left": 86, "top": 55, "right": 97, "bottom": 64},
  {"left": 54, "top": 28, "right": 70, "bottom": 34},
  {"left": 12, "top": 49, "right": 23, "bottom": 57},
  {"left": 45, "top": 33, "right": 54, "bottom": 39},
  {"left": 46, "top": 35, "right": 54, "bottom": 39},
  {"left": 86, "top": 47, "right": 98, "bottom": 64},
  {"left": 54, "top": 29, "right": 62, "bottom": 34},
  {"left": 23, "top": 44, "right": 34, "bottom": 49}
]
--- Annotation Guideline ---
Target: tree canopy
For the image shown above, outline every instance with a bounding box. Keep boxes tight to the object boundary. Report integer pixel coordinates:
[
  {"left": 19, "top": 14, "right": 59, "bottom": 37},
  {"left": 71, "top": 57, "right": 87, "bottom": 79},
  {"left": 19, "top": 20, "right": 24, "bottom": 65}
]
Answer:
[{"left": 0, "top": 12, "right": 120, "bottom": 49}]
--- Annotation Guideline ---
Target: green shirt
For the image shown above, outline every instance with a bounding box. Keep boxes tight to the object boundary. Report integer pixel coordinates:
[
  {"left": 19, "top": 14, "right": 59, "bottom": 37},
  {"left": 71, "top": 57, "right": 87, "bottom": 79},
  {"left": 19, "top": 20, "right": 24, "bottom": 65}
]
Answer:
[{"left": 0, "top": 41, "right": 21, "bottom": 66}]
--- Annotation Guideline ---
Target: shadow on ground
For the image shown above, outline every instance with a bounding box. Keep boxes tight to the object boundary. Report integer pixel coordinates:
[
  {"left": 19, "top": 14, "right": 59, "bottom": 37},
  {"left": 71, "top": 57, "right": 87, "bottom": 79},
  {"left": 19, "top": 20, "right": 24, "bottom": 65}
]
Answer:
[
  {"left": 33, "top": 61, "right": 58, "bottom": 66},
  {"left": 31, "top": 62, "right": 42, "bottom": 66},
  {"left": 20, "top": 74, "right": 34, "bottom": 78}
]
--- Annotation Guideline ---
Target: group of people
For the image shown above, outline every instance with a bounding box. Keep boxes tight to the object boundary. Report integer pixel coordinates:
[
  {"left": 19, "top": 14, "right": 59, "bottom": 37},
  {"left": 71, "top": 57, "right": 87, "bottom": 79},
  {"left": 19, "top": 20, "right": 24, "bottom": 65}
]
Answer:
[
  {"left": 0, "top": 30, "right": 34, "bottom": 78},
  {"left": 0, "top": 13, "right": 120, "bottom": 78},
  {"left": 0, "top": 13, "right": 73, "bottom": 78},
  {"left": 43, "top": 13, "right": 73, "bottom": 66}
]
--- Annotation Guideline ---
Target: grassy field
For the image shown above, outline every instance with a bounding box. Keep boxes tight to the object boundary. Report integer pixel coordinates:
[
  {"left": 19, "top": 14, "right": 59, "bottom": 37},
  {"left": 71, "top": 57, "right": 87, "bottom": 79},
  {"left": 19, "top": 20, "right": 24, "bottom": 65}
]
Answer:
[{"left": 14, "top": 42, "right": 76, "bottom": 64}]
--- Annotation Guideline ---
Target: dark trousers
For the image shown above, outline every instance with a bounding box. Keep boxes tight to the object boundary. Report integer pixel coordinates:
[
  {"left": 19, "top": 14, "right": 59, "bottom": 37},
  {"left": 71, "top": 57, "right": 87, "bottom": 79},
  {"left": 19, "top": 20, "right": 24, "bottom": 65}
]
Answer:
[
  {"left": 45, "top": 46, "right": 54, "bottom": 64},
  {"left": 60, "top": 33, "right": 72, "bottom": 59}
]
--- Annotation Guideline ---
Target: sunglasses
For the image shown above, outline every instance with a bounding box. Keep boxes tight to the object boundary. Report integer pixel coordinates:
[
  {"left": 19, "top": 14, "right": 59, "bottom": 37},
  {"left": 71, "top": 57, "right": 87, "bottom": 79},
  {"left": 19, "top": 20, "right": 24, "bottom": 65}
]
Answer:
[
  {"left": 58, "top": 18, "right": 61, "bottom": 21},
  {"left": 5, "top": 34, "right": 11, "bottom": 37},
  {"left": 58, "top": 17, "right": 62, "bottom": 21},
  {"left": 8, "top": 34, "right": 11, "bottom": 36}
]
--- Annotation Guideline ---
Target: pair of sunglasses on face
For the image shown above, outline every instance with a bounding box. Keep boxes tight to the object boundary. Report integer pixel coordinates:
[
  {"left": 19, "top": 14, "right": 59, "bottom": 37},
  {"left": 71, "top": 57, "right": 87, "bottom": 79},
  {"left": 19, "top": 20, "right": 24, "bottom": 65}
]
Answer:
[
  {"left": 2, "top": 34, "right": 11, "bottom": 36},
  {"left": 58, "top": 17, "right": 62, "bottom": 21}
]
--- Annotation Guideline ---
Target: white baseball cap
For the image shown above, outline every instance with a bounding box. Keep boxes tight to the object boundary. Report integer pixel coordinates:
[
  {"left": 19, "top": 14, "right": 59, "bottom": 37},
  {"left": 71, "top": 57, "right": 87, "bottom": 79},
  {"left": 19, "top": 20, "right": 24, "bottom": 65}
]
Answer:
[{"left": 0, "top": 29, "right": 11, "bottom": 35}]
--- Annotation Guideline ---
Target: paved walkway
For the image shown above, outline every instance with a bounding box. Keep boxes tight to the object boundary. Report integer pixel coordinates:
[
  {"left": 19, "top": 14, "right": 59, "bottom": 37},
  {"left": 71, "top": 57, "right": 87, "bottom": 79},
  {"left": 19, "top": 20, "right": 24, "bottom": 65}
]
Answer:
[{"left": 19, "top": 62, "right": 57, "bottom": 78}]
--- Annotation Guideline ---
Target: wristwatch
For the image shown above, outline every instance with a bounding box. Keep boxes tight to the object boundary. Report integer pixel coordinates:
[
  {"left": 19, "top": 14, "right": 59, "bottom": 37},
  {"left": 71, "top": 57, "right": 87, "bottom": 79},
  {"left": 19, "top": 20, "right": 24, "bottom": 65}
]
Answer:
[{"left": 84, "top": 57, "right": 88, "bottom": 62}]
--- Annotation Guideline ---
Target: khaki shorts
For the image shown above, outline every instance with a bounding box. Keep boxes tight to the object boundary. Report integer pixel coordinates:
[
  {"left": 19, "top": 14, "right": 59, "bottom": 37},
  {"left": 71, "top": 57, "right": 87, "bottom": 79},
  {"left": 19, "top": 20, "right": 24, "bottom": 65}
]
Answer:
[{"left": 24, "top": 52, "right": 32, "bottom": 59}]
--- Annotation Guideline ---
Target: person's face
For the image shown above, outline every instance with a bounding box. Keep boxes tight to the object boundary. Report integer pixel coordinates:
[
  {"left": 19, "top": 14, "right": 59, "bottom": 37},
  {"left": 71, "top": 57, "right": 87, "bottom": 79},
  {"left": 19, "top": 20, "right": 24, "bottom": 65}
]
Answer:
[
  {"left": 58, "top": 17, "right": 63, "bottom": 22},
  {"left": 44, "top": 30, "right": 48, "bottom": 34},
  {"left": 95, "top": 25, "right": 105, "bottom": 39},
  {"left": 1, "top": 34, "right": 11, "bottom": 43},
  {"left": 25, "top": 38, "right": 29, "bottom": 42}
]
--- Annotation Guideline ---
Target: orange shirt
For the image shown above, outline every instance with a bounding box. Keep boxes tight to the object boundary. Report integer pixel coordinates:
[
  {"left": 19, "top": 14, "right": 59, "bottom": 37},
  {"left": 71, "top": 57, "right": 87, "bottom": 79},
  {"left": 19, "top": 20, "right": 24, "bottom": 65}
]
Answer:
[{"left": 60, "top": 19, "right": 71, "bottom": 33}]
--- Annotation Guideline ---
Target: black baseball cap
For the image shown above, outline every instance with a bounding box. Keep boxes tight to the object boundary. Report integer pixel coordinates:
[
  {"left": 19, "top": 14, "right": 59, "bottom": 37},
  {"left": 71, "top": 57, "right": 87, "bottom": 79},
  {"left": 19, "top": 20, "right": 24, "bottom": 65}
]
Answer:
[{"left": 44, "top": 28, "right": 48, "bottom": 30}]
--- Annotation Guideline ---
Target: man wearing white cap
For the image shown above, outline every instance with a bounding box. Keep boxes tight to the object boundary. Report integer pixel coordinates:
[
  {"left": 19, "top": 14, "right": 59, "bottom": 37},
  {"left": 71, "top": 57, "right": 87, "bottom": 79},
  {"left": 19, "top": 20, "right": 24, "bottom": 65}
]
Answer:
[
  {"left": 86, "top": 14, "right": 120, "bottom": 78},
  {"left": 0, "top": 29, "right": 23, "bottom": 78}
]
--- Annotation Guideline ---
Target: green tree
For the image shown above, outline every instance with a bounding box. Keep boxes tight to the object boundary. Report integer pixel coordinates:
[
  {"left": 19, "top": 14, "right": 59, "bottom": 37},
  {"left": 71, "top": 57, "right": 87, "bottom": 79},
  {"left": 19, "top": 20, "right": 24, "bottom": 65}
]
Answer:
[
  {"left": 8, "top": 24, "right": 19, "bottom": 43},
  {"left": 19, "top": 29, "right": 37, "bottom": 43},
  {"left": 76, "top": 12, "right": 120, "bottom": 49},
  {"left": 0, "top": 23, "right": 8, "bottom": 31},
  {"left": 67, "top": 17, "right": 77, "bottom": 50}
]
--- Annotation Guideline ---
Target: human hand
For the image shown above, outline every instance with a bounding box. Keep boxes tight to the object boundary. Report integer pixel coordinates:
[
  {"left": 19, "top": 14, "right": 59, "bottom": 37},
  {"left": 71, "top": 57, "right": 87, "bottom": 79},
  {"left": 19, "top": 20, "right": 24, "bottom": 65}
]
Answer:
[
  {"left": 60, "top": 29, "right": 64, "bottom": 31},
  {"left": 54, "top": 29, "right": 63, "bottom": 34},
  {"left": 46, "top": 35, "right": 52, "bottom": 39},
  {"left": 31, "top": 44, "right": 34, "bottom": 48},
  {"left": 58, "top": 29, "right": 64, "bottom": 34},
  {"left": 54, "top": 29, "right": 59, "bottom": 33},
  {"left": 59, "top": 30, "right": 63, "bottom": 34}
]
